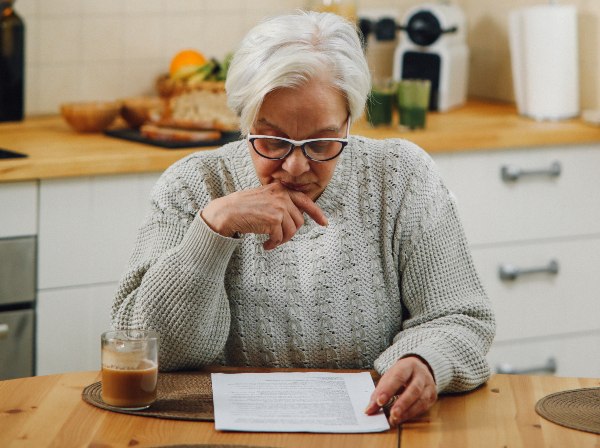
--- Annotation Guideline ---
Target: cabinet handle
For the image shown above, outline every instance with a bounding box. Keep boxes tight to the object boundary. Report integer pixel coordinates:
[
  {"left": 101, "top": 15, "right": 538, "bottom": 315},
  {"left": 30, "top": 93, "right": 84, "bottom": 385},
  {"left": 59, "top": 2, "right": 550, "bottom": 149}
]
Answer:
[
  {"left": 501, "top": 161, "right": 561, "bottom": 182},
  {"left": 0, "top": 323, "right": 8, "bottom": 340},
  {"left": 496, "top": 357, "right": 557, "bottom": 375},
  {"left": 499, "top": 259, "right": 559, "bottom": 281}
]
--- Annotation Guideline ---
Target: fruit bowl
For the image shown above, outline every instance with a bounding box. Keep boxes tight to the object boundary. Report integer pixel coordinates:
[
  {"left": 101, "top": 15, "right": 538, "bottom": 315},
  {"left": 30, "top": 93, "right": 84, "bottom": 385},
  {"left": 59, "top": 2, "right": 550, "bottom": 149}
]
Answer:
[{"left": 60, "top": 101, "right": 121, "bottom": 133}]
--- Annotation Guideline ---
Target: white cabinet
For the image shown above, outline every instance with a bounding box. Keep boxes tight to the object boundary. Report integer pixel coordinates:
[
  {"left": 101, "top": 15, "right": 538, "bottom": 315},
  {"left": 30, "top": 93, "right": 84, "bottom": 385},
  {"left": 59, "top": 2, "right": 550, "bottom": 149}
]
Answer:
[
  {"left": 38, "top": 173, "right": 161, "bottom": 289},
  {"left": 36, "top": 283, "right": 115, "bottom": 375},
  {"left": 36, "top": 172, "right": 161, "bottom": 374},
  {"left": 487, "top": 332, "right": 600, "bottom": 378},
  {"left": 434, "top": 145, "right": 600, "bottom": 245},
  {"left": 471, "top": 238, "right": 600, "bottom": 342},
  {"left": 0, "top": 181, "right": 37, "bottom": 238},
  {"left": 432, "top": 144, "right": 600, "bottom": 378}
]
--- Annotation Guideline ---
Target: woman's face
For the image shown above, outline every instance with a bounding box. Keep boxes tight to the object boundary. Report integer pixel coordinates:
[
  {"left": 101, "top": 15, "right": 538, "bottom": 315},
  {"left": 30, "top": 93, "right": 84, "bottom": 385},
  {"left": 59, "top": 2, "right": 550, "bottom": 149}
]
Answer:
[{"left": 248, "top": 77, "right": 349, "bottom": 201}]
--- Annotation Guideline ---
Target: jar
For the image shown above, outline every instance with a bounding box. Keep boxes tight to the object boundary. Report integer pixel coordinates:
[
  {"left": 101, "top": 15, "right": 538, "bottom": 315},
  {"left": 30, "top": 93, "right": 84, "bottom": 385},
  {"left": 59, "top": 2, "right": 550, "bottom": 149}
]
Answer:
[{"left": 306, "top": 0, "right": 358, "bottom": 24}]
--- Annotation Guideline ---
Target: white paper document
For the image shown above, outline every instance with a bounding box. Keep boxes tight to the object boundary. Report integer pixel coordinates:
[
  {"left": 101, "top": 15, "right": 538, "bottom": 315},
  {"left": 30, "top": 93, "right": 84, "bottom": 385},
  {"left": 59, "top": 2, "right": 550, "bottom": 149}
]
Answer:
[{"left": 211, "top": 371, "right": 390, "bottom": 433}]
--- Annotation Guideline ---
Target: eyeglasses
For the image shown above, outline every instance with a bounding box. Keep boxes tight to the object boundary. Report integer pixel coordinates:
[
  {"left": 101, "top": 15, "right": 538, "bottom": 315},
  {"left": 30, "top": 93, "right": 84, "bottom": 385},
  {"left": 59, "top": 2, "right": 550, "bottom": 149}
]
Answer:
[{"left": 247, "top": 116, "right": 351, "bottom": 162}]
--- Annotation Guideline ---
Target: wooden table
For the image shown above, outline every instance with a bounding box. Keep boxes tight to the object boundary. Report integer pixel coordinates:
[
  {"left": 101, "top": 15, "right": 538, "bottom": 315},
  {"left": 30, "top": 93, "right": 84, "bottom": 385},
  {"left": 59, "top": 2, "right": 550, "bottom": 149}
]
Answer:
[{"left": 0, "top": 371, "right": 598, "bottom": 448}]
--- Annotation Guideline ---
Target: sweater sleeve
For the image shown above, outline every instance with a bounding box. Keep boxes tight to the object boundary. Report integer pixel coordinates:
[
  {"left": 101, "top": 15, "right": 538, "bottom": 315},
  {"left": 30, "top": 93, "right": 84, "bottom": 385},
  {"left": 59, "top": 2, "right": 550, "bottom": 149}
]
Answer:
[
  {"left": 373, "top": 149, "right": 496, "bottom": 393},
  {"left": 111, "top": 162, "right": 241, "bottom": 371}
]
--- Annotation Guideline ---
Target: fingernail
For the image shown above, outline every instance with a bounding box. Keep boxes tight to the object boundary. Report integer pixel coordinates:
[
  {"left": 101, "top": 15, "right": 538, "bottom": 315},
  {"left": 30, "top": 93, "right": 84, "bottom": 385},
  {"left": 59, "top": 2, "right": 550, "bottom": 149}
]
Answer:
[
  {"left": 376, "top": 394, "right": 388, "bottom": 407},
  {"left": 391, "top": 410, "right": 400, "bottom": 422}
]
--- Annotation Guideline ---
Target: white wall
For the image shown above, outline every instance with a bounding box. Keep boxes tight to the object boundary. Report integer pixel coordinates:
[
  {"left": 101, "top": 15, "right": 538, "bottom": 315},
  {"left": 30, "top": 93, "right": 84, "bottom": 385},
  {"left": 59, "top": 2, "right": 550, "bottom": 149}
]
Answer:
[{"left": 18, "top": 0, "right": 303, "bottom": 115}]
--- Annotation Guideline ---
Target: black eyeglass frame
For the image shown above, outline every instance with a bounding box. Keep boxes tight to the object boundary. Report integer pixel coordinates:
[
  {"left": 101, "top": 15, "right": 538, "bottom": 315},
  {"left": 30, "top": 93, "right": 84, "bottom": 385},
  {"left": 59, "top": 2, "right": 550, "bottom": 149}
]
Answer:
[{"left": 246, "top": 115, "right": 351, "bottom": 163}]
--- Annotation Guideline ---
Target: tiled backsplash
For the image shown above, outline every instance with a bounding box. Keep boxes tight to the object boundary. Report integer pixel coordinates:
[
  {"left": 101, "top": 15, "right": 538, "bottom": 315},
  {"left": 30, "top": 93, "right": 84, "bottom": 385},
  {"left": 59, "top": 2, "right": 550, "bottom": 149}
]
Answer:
[
  {"left": 462, "top": 0, "right": 600, "bottom": 112},
  {"left": 16, "top": 0, "right": 600, "bottom": 115}
]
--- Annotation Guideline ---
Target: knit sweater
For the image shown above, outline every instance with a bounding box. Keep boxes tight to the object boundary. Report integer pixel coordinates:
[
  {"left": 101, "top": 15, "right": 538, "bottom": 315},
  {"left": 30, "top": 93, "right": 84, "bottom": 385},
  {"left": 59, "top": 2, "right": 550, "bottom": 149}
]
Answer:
[{"left": 112, "top": 136, "right": 496, "bottom": 393}]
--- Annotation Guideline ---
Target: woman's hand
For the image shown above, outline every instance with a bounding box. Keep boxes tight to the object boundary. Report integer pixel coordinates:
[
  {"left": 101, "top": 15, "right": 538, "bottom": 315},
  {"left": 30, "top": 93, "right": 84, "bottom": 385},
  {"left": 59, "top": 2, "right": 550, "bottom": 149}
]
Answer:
[
  {"left": 365, "top": 356, "right": 437, "bottom": 427},
  {"left": 201, "top": 182, "right": 328, "bottom": 250}
]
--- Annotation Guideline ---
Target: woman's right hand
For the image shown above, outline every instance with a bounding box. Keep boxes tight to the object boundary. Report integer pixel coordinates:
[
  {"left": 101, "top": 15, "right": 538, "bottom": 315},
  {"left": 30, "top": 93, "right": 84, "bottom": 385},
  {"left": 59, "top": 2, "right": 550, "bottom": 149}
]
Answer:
[{"left": 200, "top": 182, "right": 328, "bottom": 250}]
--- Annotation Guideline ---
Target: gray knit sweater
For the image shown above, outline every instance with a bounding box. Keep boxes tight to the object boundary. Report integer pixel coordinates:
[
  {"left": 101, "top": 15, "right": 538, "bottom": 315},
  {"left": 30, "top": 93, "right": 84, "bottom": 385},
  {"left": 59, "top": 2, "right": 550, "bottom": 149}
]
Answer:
[{"left": 112, "top": 136, "right": 495, "bottom": 393}]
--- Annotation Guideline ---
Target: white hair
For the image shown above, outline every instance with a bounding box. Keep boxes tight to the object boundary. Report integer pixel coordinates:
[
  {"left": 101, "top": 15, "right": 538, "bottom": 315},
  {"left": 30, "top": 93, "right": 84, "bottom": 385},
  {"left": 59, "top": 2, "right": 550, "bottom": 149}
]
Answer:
[{"left": 225, "top": 11, "right": 371, "bottom": 135}]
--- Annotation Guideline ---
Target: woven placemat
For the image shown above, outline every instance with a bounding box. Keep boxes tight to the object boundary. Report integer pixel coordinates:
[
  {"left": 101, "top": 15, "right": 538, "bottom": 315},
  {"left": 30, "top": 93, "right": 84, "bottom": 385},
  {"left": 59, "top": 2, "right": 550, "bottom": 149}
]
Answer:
[
  {"left": 535, "top": 387, "right": 600, "bottom": 435},
  {"left": 82, "top": 372, "right": 214, "bottom": 421}
]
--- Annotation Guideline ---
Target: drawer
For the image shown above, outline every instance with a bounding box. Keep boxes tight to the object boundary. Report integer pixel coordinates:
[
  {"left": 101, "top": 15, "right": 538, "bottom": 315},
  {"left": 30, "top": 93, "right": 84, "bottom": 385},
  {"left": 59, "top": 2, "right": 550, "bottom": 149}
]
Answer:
[
  {"left": 433, "top": 145, "right": 600, "bottom": 245},
  {"left": 487, "top": 331, "right": 600, "bottom": 378},
  {"left": 471, "top": 237, "right": 600, "bottom": 342},
  {"left": 37, "top": 283, "right": 114, "bottom": 375},
  {"left": 0, "top": 181, "right": 37, "bottom": 238}
]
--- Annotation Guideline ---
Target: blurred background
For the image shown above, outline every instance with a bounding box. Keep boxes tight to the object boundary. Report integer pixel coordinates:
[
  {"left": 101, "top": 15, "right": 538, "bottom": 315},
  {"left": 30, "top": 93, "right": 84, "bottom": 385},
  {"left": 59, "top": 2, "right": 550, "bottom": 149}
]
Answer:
[{"left": 14, "top": 0, "right": 600, "bottom": 116}]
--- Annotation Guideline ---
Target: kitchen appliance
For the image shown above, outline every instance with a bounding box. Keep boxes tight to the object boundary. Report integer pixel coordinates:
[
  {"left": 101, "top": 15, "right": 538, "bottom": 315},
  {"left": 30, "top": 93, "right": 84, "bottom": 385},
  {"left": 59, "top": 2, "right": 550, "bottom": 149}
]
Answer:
[
  {"left": 0, "top": 236, "right": 36, "bottom": 379},
  {"left": 393, "top": 2, "right": 468, "bottom": 111},
  {"left": 509, "top": 4, "right": 578, "bottom": 120},
  {"left": 358, "top": 10, "right": 400, "bottom": 80}
]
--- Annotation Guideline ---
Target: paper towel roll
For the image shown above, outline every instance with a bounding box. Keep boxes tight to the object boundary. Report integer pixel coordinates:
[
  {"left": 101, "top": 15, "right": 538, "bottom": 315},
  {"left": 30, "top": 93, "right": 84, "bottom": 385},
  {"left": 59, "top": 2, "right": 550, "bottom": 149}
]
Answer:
[{"left": 509, "top": 5, "right": 579, "bottom": 120}]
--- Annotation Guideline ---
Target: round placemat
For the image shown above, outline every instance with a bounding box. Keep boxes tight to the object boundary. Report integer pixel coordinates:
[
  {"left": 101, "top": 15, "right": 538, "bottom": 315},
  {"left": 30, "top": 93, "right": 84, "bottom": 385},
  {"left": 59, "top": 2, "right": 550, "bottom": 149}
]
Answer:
[
  {"left": 82, "top": 372, "right": 214, "bottom": 421},
  {"left": 535, "top": 387, "right": 600, "bottom": 435}
]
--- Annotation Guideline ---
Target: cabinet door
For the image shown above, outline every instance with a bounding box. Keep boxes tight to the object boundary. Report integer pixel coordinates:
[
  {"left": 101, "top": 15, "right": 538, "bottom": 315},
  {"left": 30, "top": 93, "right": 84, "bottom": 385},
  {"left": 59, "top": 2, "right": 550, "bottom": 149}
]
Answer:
[
  {"left": 36, "top": 283, "right": 115, "bottom": 375},
  {"left": 487, "top": 331, "right": 600, "bottom": 378},
  {"left": 471, "top": 237, "right": 600, "bottom": 342},
  {"left": 0, "top": 309, "right": 34, "bottom": 380},
  {"left": 434, "top": 145, "right": 600, "bottom": 245},
  {"left": 38, "top": 173, "right": 160, "bottom": 289},
  {"left": 0, "top": 181, "right": 37, "bottom": 238}
]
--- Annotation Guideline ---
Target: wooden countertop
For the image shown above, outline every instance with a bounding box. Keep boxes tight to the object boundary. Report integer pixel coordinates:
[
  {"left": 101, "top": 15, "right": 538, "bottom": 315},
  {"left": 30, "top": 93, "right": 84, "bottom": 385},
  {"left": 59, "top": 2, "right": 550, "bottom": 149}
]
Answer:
[
  {"left": 1, "top": 100, "right": 600, "bottom": 183},
  {"left": 0, "top": 370, "right": 598, "bottom": 447}
]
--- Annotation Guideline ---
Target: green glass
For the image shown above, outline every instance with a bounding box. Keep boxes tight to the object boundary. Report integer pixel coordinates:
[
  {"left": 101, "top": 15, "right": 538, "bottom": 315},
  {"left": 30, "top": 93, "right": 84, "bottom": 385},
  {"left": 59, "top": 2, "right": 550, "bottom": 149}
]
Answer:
[
  {"left": 399, "top": 107, "right": 427, "bottom": 129},
  {"left": 397, "top": 79, "right": 431, "bottom": 130},
  {"left": 366, "top": 89, "right": 394, "bottom": 127}
]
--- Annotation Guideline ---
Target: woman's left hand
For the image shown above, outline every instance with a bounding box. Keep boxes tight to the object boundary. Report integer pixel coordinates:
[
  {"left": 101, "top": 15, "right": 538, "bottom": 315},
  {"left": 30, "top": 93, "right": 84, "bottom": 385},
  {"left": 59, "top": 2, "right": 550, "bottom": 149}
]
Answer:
[{"left": 364, "top": 356, "right": 437, "bottom": 427}]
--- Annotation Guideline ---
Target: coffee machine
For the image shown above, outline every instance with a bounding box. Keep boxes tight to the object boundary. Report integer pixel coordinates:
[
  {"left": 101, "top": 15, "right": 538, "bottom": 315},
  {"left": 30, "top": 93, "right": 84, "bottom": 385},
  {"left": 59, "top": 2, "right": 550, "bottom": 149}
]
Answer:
[{"left": 393, "top": 3, "right": 469, "bottom": 111}]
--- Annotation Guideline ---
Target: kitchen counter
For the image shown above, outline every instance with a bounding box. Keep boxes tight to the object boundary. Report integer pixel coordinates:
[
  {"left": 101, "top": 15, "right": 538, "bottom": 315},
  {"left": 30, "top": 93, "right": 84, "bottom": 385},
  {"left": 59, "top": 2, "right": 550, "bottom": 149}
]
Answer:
[
  {"left": 0, "top": 369, "right": 598, "bottom": 447},
  {"left": 1, "top": 100, "right": 600, "bottom": 183}
]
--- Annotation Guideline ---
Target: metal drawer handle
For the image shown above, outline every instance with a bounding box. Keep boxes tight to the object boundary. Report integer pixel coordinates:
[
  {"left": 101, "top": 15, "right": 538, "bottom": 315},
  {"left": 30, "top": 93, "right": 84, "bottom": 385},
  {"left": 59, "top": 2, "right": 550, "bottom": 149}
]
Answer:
[
  {"left": 0, "top": 323, "right": 8, "bottom": 340},
  {"left": 501, "top": 161, "right": 561, "bottom": 182},
  {"left": 496, "top": 357, "right": 557, "bottom": 375},
  {"left": 499, "top": 259, "right": 559, "bottom": 281}
]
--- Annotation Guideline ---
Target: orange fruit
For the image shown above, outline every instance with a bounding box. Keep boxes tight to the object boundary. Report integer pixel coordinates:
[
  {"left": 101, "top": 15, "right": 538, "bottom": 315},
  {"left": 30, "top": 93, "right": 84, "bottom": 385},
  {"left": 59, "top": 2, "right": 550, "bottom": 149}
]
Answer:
[{"left": 169, "top": 49, "right": 207, "bottom": 77}]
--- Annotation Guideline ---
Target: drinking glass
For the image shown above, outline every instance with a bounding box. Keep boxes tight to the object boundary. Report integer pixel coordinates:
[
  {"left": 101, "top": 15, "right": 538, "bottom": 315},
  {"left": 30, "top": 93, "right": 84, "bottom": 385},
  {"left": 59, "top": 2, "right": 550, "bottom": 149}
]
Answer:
[
  {"left": 366, "top": 78, "right": 395, "bottom": 127},
  {"left": 101, "top": 329, "right": 159, "bottom": 410},
  {"left": 397, "top": 79, "right": 431, "bottom": 130}
]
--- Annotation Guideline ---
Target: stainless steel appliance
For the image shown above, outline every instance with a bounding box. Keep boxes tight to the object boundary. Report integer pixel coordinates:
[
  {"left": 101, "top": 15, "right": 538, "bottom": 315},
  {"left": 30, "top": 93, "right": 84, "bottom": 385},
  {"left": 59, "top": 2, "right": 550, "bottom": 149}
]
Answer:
[{"left": 0, "top": 236, "right": 35, "bottom": 379}]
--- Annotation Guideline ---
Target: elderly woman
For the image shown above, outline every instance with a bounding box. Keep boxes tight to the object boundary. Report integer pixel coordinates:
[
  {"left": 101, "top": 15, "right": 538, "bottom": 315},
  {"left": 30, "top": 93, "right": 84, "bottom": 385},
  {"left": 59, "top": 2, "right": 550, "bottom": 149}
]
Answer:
[{"left": 112, "top": 11, "right": 495, "bottom": 426}]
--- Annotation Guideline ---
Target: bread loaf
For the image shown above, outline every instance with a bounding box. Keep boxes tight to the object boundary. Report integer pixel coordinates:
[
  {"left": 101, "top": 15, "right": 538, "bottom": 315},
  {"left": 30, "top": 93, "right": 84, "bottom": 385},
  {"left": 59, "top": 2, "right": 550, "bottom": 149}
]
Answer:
[
  {"left": 154, "top": 76, "right": 239, "bottom": 132},
  {"left": 140, "top": 124, "right": 221, "bottom": 142}
]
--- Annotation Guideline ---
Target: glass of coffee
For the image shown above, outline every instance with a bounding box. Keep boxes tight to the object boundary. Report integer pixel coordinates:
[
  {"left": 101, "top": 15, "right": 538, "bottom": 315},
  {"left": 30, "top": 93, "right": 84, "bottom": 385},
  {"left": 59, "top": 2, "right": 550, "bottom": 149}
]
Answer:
[{"left": 101, "top": 329, "right": 159, "bottom": 410}]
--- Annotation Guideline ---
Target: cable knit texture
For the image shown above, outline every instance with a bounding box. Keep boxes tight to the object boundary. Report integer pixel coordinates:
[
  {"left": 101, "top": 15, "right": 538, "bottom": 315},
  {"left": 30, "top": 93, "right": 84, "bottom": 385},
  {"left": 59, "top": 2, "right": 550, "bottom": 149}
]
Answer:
[{"left": 112, "top": 136, "right": 496, "bottom": 393}]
